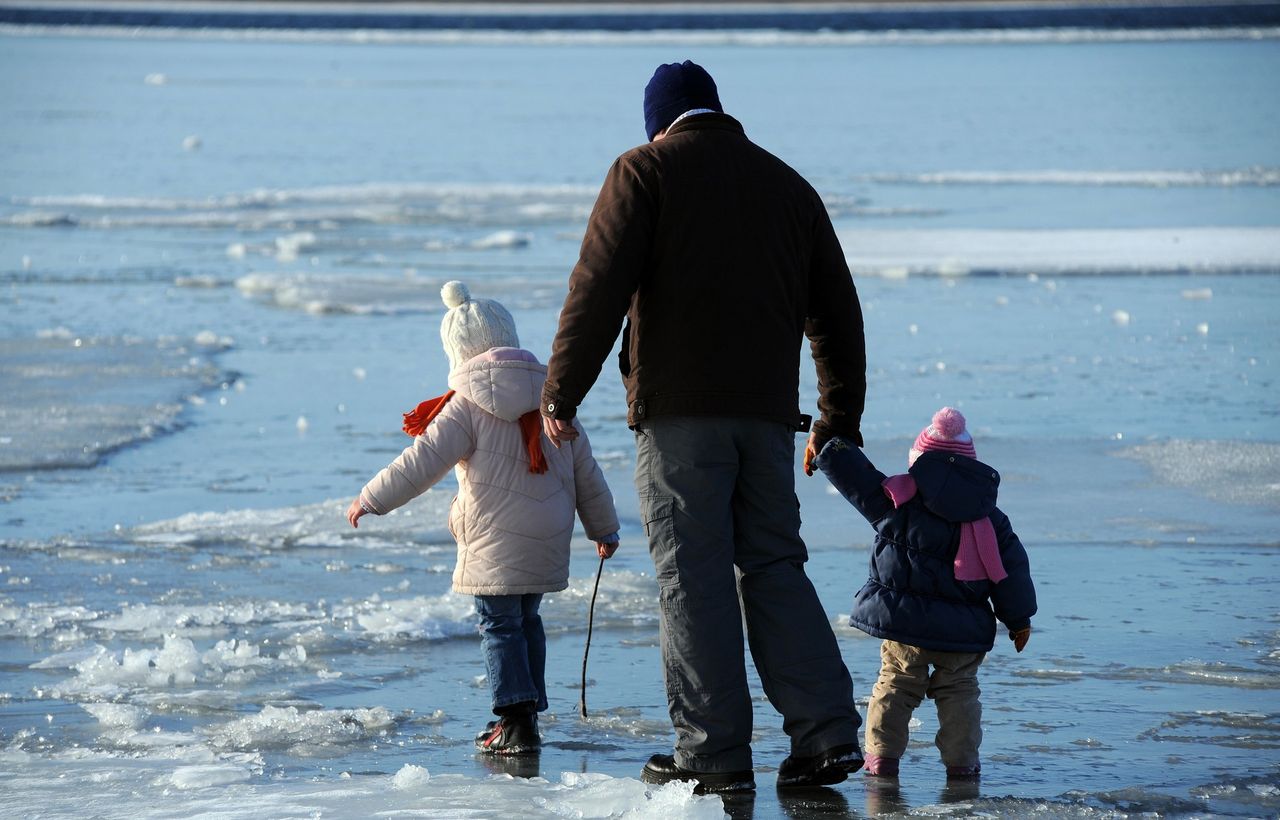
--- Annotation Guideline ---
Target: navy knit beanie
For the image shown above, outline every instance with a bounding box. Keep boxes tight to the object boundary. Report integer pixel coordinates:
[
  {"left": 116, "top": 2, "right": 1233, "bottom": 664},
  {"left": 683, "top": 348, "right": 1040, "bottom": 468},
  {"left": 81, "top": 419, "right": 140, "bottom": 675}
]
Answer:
[{"left": 643, "top": 60, "right": 722, "bottom": 141}]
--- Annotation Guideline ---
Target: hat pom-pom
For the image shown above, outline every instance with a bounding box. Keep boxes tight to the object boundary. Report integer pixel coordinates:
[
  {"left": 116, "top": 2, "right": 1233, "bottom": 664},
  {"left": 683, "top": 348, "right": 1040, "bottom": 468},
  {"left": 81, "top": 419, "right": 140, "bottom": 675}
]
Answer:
[
  {"left": 932, "top": 407, "right": 967, "bottom": 439},
  {"left": 441, "top": 280, "right": 470, "bottom": 309}
]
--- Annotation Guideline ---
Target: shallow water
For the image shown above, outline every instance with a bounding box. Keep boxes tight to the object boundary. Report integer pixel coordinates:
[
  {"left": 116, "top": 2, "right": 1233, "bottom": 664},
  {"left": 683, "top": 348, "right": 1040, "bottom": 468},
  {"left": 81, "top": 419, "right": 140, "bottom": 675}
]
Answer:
[{"left": 2, "top": 17, "right": 1279, "bottom": 820}]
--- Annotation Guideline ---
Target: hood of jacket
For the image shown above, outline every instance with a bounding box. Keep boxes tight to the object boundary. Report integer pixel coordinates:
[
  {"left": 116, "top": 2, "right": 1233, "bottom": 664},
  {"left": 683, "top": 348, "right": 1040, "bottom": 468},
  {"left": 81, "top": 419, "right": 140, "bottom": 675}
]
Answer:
[
  {"left": 908, "top": 450, "right": 1000, "bottom": 523},
  {"left": 447, "top": 348, "right": 545, "bottom": 422}
]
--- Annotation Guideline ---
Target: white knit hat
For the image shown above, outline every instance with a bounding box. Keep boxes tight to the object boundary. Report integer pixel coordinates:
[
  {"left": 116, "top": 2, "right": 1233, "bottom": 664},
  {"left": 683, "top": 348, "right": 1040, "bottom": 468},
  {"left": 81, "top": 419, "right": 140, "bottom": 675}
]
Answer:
[{"left": 439, "top": 280, "right": 519, "bottom": 371}]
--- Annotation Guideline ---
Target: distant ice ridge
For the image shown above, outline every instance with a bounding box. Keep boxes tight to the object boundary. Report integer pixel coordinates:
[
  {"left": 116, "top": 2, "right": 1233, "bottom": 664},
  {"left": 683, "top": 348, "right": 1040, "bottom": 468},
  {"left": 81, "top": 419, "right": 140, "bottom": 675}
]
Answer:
[
  {"left": 862, "top": 167, "right": 1280, "bottom": 187},
  {"left": 234, "top": 270, "right": 563, "bottom": 316},
  {"left": 8, "top": 182, "right": 596, "bottom": 228},
  {"left": 234, "top": 271, "right": 447, "bottom": 316},
  {"left": 3, "top": 210, "right": 76, "bottom": 227},
  {"left": 839, "top": 227, "right": 1280, "bottom": 276},
  {"left": 14, "top": 182, "right": 597, "bottom": 211},
  {"left": 8, "top": 171, "right": 1275, "bottom": 221},
  {"left": 3, "top": 22, "right": 1277, "bottom": 46}
]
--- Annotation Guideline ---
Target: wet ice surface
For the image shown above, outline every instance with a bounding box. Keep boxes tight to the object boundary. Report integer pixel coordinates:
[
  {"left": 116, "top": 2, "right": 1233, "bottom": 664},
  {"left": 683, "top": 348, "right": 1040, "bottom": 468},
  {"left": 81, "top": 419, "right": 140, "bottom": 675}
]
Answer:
[{"left": 2, "top": 456, "right": 1279, "bottom": 818}]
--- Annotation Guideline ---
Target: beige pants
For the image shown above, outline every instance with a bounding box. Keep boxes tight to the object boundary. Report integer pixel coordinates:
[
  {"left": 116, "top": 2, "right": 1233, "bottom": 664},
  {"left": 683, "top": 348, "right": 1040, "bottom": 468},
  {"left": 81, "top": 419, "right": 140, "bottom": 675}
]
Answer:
[{"left": 865, "top": 640, "right": 986, "bottom": 768}]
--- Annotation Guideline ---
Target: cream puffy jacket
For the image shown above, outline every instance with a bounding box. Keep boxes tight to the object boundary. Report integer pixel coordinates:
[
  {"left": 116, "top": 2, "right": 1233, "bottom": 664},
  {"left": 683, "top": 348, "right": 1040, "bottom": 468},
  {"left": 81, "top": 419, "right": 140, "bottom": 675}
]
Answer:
[{"left": 359, "top": 350, "right": 619, "bottom": 596}]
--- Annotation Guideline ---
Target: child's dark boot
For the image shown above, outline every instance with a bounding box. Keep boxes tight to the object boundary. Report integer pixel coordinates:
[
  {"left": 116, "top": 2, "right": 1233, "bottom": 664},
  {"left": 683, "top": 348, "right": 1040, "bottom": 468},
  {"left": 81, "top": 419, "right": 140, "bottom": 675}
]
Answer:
[{"left": 475, "top": 701, "right": 540, "bottom": 755}]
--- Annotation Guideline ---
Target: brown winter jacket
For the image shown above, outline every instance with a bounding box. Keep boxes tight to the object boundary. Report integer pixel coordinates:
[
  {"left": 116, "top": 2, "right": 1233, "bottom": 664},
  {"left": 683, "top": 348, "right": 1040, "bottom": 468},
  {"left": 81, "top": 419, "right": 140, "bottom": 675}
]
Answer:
[{"left": 541, "top": 113, "right": 866, "bottom": 445}]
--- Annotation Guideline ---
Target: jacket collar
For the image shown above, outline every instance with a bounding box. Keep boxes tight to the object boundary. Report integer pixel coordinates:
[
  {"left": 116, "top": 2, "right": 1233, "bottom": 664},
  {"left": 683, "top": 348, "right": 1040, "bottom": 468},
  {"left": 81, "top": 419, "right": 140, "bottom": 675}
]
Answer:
[{"left": 663, "top": 112, "right": 745, "bottom": 139}]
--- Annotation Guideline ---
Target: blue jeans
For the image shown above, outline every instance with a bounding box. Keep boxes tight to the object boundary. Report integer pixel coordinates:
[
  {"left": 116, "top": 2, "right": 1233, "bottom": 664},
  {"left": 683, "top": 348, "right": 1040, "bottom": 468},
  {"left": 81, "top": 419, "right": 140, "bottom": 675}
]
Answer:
[
  {"left": 475, "top": 594, "right": 547, "bottom": 714},
  {"left": 635, "top": 416, "right": 861, "bottom": 772}
]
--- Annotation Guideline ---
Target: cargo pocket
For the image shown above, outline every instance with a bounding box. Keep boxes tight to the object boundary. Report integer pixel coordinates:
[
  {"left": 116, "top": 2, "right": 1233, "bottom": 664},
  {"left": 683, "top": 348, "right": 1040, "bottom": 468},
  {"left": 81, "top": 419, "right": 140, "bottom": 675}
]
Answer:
[{"left": 640, "top": 494, "right": 679, "bottom": 588}]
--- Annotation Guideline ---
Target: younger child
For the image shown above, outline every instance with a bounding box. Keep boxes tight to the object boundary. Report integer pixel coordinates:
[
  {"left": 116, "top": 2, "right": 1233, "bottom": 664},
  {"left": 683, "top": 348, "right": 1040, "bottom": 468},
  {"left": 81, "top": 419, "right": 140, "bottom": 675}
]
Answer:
[
  {"left": 814, "top": 407, "right": 1036, "bottom": 779},
  {"left": 346, "top": 281, "right": 620, "bottom": 755}
]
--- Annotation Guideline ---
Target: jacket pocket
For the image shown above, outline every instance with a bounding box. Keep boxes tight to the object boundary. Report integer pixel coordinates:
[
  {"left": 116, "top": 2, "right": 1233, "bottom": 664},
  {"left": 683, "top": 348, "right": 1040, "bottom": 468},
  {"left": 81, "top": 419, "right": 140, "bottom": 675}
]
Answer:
[
  {"left": 447, "top": 495, "right": 460, "bottom": 540},
  {"left": 640, "top": 494, "right": 678, "bottom": 588}
]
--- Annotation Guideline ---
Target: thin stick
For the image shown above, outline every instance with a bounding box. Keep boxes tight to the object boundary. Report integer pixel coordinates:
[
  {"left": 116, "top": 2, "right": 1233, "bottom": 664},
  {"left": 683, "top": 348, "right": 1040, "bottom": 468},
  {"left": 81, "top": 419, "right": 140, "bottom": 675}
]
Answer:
[{"left": 579, "top": 555, "right": 605, "bottom": 719}]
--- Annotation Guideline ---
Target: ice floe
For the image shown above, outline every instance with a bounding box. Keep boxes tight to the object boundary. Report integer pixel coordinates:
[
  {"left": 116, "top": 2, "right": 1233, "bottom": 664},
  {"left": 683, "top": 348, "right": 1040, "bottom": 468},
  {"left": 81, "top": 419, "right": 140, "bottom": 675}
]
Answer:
[
  {"left": 838, "top": 227, "right": 1280, "bottom": 276},
  {"left": 0, "top": 334, "right": 228, "bottom": 471}
]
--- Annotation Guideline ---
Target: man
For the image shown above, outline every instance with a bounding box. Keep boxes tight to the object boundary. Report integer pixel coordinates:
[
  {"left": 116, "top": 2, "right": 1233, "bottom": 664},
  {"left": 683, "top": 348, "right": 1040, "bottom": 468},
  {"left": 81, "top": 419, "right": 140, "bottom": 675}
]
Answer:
[{"left": 541, "top": 60, "right": 867, "bottom": 792}]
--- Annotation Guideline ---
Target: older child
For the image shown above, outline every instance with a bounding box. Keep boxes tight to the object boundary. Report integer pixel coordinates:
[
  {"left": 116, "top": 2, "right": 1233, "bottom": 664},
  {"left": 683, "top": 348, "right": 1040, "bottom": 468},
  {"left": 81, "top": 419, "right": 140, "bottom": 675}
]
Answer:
[
  {"left": 346, "top": 281, "right": 620, "bottom": 755},
  {"left": 814, "top": 407, "right": 1036, "bottom": 779}
]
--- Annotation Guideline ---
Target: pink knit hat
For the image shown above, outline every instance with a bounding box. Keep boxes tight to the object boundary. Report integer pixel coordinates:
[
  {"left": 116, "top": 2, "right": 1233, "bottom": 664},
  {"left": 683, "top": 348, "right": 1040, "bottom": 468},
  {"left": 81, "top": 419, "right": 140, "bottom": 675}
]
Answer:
[{"left": 909, "top": 407, "right": 976, "bottom": 466}]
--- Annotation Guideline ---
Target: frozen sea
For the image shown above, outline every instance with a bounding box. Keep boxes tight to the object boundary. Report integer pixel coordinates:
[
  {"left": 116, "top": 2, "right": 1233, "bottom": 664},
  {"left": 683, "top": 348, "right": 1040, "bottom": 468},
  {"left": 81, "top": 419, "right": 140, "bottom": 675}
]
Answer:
[{"left": 1, "top": 8, "right": 1279, "bottom": 819}]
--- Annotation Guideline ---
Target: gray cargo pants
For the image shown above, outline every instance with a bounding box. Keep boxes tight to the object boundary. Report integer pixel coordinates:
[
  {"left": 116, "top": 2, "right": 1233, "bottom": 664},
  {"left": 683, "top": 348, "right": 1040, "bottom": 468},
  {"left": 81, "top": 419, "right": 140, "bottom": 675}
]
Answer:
[{"left": 634, "top": 416, "right": 861, "bottom": 773}]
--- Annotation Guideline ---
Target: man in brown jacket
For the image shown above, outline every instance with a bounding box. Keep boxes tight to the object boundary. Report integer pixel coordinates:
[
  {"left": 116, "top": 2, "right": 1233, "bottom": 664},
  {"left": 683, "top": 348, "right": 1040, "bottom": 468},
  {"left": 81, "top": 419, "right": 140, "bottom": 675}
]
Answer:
[{"left": 541, "top": 60, "right": 867, "bottom": 792}]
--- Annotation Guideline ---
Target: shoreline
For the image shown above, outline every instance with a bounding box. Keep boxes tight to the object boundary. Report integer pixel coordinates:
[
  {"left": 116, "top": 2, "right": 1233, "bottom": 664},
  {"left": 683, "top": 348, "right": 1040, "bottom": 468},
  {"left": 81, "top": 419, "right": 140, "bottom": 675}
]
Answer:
[{"left": 2, "top": 0, "right": 1279, "bottom": 31}]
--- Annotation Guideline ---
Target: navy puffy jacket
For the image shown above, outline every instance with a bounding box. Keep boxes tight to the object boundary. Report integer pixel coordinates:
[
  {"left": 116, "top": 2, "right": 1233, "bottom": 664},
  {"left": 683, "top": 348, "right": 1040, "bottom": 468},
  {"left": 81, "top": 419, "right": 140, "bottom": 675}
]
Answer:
[{"left": 816, "top": 437, "right": 1037, "bottom": 653}]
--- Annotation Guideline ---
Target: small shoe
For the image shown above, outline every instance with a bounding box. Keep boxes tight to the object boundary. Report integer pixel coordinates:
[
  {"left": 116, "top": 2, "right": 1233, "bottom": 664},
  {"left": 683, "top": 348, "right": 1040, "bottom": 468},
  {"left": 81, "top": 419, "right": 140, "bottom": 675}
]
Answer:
[
  {"left": 475, "top": 714, "right": 540, "bottom": 755},
  {"left": 946, "top": 763, "right": 981, "bottom": 779},
  {"left": 776, "top": 743, "right": 864, "bottom": 788},
  {"left": 640, "top": 753, "right": 755, "bottom": 794},
  {"left": 863, "top": 753, "right": 900, "bottom": 777}
]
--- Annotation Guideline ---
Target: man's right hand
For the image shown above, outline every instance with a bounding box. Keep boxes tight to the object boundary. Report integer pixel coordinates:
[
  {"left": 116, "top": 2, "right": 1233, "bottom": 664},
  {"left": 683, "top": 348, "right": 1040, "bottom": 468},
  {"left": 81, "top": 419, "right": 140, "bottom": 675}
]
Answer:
[{"left": 542, "top": 416, "right": 579, "bottom": 448}]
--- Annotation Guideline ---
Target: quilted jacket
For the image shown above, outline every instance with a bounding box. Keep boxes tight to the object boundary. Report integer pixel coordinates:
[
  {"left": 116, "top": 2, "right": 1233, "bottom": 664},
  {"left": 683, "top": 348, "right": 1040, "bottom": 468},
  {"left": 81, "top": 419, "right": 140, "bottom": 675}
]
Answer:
[
  {"left": 359, "top": 350, "right": 619, "bottom": 596},
  {"left": 816, "top": 437, "right": 1037, "bottom": 653}
]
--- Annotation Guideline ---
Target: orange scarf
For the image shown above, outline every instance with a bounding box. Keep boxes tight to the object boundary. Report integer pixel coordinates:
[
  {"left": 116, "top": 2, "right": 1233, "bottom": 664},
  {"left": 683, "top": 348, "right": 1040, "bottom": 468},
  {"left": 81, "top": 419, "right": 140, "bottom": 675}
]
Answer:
[
  {"left": 517, "top": 411, "right": 549, "bottom": 475},
  {"left": 401, "top": 390, "right": 547, "bottom": 475},
  {"left": 402, "top": 390, "right": 455, "bottom": 436}
]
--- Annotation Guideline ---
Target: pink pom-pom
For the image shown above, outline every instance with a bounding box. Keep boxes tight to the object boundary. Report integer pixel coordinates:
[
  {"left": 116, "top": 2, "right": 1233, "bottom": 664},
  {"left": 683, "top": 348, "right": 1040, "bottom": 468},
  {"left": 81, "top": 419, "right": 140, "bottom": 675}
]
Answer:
[{"left": 932, "top": 407, "right": 967, "bottom": 439}]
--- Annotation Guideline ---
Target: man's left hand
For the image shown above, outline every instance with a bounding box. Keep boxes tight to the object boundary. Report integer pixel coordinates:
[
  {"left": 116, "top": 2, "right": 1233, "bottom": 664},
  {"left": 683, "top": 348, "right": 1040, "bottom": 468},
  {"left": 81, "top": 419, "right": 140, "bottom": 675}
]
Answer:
[
  {"left": 542, "top": 416, "right": 579, "bottom": 448},
  {"left": 803, "top": 432, "right": 822, "bottom": 476}
]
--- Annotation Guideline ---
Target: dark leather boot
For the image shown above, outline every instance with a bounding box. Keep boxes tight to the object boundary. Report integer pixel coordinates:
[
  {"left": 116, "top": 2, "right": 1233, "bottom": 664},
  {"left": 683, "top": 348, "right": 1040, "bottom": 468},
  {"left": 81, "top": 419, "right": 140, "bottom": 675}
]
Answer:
[
  {"left": 640, "top": 753, "right": 755, "bottom": 793},
  {"left": 776, "top": 743, "right": 864, "bottom": 788}
]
